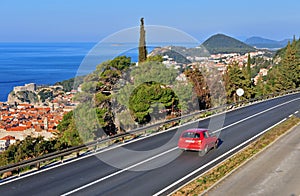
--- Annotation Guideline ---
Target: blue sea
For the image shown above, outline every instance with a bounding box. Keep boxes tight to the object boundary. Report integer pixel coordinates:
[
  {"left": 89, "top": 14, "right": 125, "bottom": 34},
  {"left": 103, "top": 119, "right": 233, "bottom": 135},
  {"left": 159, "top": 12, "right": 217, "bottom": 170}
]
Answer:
[
  {"left": 0, "top": 42, "right": 143, "bottom": 102},
  {"left": 0, "top": 42, "right": 197, "bottom": 102}
]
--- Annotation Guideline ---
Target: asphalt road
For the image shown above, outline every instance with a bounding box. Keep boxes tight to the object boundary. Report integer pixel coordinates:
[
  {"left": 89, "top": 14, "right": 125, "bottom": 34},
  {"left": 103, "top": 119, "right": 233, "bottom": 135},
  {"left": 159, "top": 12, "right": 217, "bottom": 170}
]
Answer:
[
  {"left": 0, "top": 93, "right": 299, "bottom": 196},
  {"left": 207, "top": 123, "right": 300, "bottom": 196}
]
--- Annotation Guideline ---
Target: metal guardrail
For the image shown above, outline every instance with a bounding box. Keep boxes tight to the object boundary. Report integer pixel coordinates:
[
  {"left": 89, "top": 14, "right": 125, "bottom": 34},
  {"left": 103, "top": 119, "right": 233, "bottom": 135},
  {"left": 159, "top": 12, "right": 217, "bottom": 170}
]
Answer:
[{"left": 0, "top": 88, "right": 299, "bottom": 176}]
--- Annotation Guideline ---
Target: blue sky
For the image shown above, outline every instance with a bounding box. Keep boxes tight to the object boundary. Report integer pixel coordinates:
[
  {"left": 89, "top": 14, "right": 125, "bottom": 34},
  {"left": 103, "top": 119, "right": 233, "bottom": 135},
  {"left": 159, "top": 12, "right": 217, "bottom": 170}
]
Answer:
[{"left": 1, "top": 0, "right": 299, "bottom": 42}]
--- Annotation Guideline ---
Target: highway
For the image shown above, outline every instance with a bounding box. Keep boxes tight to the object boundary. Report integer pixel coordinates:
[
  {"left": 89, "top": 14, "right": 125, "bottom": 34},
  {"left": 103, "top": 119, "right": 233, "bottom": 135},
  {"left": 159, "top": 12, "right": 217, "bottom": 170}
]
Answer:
[
  {"left": 207, "top": 123, "right": 300, "bottom": 196},
  {"left": 0, "top": 93, "right": 299, "bottom": 196}
]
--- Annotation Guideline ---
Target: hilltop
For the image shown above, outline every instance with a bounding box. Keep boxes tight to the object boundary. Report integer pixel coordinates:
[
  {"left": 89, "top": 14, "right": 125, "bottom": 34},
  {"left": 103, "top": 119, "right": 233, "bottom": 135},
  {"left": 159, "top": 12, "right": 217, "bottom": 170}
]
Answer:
[{"left": 202, "top": 34, "right": 256, "bottom": 54}]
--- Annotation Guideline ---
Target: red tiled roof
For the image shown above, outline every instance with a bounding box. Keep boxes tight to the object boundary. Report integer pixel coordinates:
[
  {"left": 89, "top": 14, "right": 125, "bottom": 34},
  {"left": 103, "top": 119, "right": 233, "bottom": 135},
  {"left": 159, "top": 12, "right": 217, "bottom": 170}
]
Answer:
[
  {"left": 0, "top": 135, "right": 16, "bottom": 140},
  {"left": 7, "top": 126, "right": 27, "bottom": 132},
  {"left": 2, "top": 116, "right": 13, "bottom": 121}
]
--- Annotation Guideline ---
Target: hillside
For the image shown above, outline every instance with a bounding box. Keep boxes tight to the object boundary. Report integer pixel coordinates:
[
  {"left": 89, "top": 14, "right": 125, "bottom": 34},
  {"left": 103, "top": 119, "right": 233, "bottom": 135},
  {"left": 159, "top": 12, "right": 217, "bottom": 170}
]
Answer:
[
  {"left": 149, "top": 45, "right": 210, "bottom": 64},
  {"left": 275, "top": 38, "right": 300, "bottom": 58},
  {"left": 202, "top": 34, "right": 256, "bottom": 54},
  {"left": 245, "top": 36, "right": 290, "bottom": 49}
]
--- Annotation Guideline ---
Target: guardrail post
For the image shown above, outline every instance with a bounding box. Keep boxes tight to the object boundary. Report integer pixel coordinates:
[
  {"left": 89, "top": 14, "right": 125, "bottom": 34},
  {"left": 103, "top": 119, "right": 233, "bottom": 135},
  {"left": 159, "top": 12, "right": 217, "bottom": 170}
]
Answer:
[
  {"left": 36, "top": 162, "right": 40, "bottom": 170},
  {"left": 60, "top": 156, "right": 64, "bottom": 163},
  {"left": 76, "top": 151, "right": 80, "bottom": 157}
]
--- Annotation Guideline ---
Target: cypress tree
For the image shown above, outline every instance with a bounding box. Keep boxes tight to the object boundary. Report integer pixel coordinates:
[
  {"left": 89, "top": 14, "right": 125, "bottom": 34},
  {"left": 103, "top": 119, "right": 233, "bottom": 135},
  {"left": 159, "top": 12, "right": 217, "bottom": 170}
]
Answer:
[
  {"left": 138, "top": 18, "right": 147, "bottom": 63},
  {"left": 243, "top": 53, "right": 254, "bottom": 99},
  {"left": 247, "top": 53, "right": 252, "bottom": 81}
]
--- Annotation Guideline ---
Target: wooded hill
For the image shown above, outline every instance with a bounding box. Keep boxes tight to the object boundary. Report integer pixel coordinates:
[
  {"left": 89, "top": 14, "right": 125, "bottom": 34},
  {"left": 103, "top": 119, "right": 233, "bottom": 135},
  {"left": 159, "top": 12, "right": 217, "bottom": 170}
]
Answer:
[{"left": 202, "top": 33, "right": 256, "bottom": 54}]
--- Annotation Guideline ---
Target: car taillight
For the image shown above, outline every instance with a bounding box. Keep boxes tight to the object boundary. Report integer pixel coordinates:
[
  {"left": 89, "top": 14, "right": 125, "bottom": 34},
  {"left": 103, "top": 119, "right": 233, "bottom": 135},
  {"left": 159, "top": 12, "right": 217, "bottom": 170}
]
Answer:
[{"left": 198, "top": 140, "right": 202, "bottom": 144}]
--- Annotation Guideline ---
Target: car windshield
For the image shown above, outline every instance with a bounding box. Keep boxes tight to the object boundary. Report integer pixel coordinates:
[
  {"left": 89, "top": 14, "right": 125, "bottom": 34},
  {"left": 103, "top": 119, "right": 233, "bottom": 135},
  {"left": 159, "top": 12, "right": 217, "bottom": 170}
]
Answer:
[{"left": 182, "top": 132, "right": 200, "bottom": 138}]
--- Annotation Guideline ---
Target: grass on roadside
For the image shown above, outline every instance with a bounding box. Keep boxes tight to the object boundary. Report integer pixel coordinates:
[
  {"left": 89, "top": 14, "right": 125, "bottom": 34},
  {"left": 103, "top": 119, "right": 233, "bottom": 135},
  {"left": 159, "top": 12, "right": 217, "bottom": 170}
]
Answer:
[{"left": 172, "top": 116, "right": 300, "bottom": 196}]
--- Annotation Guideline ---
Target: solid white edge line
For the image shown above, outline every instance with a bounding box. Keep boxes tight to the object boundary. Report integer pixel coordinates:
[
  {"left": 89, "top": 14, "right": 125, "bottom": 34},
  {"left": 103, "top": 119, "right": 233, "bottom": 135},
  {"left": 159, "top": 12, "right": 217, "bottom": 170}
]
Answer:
[
  {"left": 212, "top": 98, "right": 299, "bottom": 134},
  {"left": 62, "top": 97, "right": 299, "bottom": 195},
  {"left": 61, "top": 147, "right": 178, "bottom": 196},
  {"left": 153, "top": 118, "right": 287, "bottom": 196},
  {"left": 0, "top": 94, "right": 298, "bottom": 186}
]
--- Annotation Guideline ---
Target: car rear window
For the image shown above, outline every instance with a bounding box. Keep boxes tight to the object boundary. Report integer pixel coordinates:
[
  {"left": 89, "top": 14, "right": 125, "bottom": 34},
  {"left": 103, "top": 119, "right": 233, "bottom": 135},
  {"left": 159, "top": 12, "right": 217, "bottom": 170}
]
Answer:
[{"left": 182, "top": 132, "right": 201, "bottom": 138}]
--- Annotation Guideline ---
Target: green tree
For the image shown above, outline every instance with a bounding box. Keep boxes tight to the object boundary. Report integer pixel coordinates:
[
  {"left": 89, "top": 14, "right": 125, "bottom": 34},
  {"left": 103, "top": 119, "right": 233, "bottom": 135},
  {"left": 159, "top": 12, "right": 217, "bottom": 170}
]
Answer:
[
  {"left": 138, "top": 18, "right": 147, "bottom": 63},
  {"left": 172, "top": 81, "right": 195, "bottom": 113},
  {"left": 266, "top": 65, "right": 294, "bottom": 92},
  {"left": 282, "top": 40, "right": 299, "bottom": 88},
  {"left": 146, "top": 55, "right": 163, "bottom": 63},
  {"left": 242, "top": 62, "right": 255, "bottom": 99},
  {"left": 38, "top": 89, "right": 53, "bottom": 102},
  {"left": 0, "top": 136, "right": 58, "bottom": 166},
  {"left": 255, "top": 77, "right": 268, "bottom": 97},
  {"left": 128, "top": 82, "right": 178, "bottom": 124},
  {"left": 266, "top": 40, "right": 299, "bottom": 92},
  {"left": 246, "top": 54, "right": 252, "bottom": 81},
  {"left": 224, "top": 62, "right": 247, "bottom": 103}
]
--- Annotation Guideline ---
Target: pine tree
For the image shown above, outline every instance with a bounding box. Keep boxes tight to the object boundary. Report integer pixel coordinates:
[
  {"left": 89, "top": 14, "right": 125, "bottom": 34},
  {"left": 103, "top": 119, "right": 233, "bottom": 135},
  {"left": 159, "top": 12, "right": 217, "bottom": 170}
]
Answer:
[
  {"left": 281, "top": 40, "right": 297, "bottom": 89},
  {"left": 255, "top": 77, "right": 267, "bottom": 97},
  {"left": 224, "top": 62, "right": 248, "bottom": 103},
  {"left": 138, "top": 18, "right": 147, "bottom": 63}
]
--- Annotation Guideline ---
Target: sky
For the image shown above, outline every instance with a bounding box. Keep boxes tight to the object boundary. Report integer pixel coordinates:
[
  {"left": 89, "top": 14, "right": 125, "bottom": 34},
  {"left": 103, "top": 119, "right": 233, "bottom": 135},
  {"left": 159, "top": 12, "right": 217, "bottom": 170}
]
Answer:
[{"left": 0, "top": 0, "right": 300, "bottom": 42}]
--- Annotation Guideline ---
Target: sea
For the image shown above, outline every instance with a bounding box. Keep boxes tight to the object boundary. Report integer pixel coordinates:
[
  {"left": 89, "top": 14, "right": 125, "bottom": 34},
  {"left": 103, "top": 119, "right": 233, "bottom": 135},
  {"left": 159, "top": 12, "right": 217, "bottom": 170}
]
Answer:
[
  {"left": 0, "top": 42, "right": 140, "bottom": 102},
  {"left": 0, "top": 42, "right": 197, "bottom": 102}
]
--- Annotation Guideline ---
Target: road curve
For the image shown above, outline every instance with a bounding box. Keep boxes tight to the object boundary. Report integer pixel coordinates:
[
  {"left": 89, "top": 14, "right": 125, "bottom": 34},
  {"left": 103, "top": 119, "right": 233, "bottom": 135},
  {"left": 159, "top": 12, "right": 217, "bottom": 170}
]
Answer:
[{"left": 0, "top": 93, "right": 299, "bottom": 196}]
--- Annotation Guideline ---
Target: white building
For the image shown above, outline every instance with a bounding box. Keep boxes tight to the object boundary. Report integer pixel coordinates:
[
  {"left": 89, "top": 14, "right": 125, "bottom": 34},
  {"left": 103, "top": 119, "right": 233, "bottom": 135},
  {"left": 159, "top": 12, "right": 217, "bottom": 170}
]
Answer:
[{"left": 0, "top": 135, "right": 16, "bottom": 151}]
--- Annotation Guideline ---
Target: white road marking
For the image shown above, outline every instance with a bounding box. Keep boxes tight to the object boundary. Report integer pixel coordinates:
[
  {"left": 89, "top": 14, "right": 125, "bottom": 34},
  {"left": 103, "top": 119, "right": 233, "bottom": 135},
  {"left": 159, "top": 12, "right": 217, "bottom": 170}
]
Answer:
[
  {"left": 61, "top": 147, "right": 178, "bottom": 196},
  {"left": 153, "top": 118, "right": 287, "bottom": 196},
  {"left": 212, "top": 98, "right": 299, "bottom": 134},
  {"left": 0, "top": 95, "right": 298, "bottom": 190},
  {"left": 62, "top": 98, "right": 299, "bottom": 195}
]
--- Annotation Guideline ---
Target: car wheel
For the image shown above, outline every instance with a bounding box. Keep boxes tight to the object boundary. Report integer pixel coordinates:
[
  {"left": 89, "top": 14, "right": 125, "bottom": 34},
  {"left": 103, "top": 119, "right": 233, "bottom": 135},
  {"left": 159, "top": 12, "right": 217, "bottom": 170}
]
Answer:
[
  {"left": 199, "top": 145, "right": 208, "bottom": 157},
  {"left": 214, "top": 139, "right": 219, "bottom": 149},
  {"left": 204, "top": 145, "right": 208, "bottom": 153}
]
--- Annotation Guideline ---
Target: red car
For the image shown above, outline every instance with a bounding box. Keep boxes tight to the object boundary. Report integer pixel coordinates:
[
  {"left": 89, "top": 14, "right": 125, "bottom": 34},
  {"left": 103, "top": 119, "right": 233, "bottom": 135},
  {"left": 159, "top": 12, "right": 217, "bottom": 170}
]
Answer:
[{"left": 178, "top": 128, "right": 219, "bottom": 154}]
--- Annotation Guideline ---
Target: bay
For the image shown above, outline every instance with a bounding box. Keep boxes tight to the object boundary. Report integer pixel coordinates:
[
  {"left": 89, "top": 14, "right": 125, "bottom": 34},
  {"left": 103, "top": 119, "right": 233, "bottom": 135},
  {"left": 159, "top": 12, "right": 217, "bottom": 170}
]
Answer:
[
  {"left": 0, "top": 42, "right": 141, "bottom": 102},
  {"left": 0, "top": 42, "right": 196, "bottom": 102}
]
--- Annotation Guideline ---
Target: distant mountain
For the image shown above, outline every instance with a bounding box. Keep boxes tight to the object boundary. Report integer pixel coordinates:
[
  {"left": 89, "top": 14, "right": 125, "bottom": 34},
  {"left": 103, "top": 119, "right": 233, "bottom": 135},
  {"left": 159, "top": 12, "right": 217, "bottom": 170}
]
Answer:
[
  {"left": 202, "top": 34, "right": 256, "bottom": 54},
  {"left": 245, "top": 36, "right": 291, "bottom": 49}
]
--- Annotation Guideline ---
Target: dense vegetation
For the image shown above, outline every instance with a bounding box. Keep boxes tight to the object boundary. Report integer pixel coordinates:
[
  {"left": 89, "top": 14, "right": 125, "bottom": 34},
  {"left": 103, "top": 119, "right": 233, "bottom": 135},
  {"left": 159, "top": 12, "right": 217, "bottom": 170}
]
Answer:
[
  {"left": 265, "top": 38, "right": 300, "bottom": 92},
  {"left": 224, "top": 38, "right": 299, "bottom": 102},
  {"left": 1, "top": 37, "right": 299, "bottom": 167},
  {"left": 202, "top": 33, "right": 256, "bottom": 54},
  {"left": 55, "top": 75, "right": 85, "bottom": 92}
]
